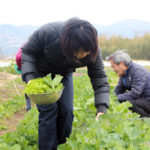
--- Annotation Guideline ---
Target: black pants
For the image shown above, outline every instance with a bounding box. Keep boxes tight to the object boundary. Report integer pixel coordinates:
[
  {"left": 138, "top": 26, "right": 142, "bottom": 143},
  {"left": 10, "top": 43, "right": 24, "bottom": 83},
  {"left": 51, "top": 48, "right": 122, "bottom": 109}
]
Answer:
[{"left": 122, "top": 99, "right": 150, "bottom": 117}]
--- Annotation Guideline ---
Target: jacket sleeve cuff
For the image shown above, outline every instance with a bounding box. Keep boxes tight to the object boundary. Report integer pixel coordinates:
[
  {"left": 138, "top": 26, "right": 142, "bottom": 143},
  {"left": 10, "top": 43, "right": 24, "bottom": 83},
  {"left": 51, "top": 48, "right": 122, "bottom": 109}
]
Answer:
[
  {"left": 25, "top": 73, "right": 36, "bottom": 82},
  {"left": 96, "top": 105, "right": 107, "bottom": 114}
]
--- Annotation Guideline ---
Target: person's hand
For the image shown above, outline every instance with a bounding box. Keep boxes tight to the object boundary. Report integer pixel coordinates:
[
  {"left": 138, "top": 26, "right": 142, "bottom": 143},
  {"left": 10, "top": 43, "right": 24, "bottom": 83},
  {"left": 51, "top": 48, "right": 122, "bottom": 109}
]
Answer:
[{"left": 96, "top": 112, "right": 104, "bottom": 121}]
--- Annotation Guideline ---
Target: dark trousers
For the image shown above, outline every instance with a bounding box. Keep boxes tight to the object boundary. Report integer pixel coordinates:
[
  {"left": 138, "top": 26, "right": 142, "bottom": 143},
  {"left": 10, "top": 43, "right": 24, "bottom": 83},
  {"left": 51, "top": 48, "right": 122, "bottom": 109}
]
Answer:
[
  {"left": 36, "top": 73, "right": 74, "bottom": 150},
  {"left": 22, "top": 75, "right": 31, "bottom": 110},
  {"left": 127, "top": 99, "right": 150, "bottom": 117}
]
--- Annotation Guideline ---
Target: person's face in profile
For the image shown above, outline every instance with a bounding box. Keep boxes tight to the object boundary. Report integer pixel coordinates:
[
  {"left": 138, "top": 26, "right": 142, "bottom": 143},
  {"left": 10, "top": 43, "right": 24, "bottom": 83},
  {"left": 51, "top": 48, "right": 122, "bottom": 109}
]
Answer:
[
  {"left": 74, "top": 48, "right": 91, "bottom": 59},
  {"left": 110, "top": 59, "right": 126, "bottom": 77}
]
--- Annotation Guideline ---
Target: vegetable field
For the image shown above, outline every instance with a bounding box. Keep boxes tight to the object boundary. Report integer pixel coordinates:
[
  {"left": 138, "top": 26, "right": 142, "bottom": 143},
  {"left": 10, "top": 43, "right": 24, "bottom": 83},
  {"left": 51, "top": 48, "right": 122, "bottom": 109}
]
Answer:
[{"left": 0, "top": 68, "right": 150, "bottom": 150}]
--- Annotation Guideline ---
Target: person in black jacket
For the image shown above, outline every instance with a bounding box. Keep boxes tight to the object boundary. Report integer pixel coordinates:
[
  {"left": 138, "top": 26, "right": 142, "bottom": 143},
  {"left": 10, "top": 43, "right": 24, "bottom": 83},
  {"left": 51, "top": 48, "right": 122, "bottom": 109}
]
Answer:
[{"left": 21, "top": 17, "right": 109, "bottom": 150}]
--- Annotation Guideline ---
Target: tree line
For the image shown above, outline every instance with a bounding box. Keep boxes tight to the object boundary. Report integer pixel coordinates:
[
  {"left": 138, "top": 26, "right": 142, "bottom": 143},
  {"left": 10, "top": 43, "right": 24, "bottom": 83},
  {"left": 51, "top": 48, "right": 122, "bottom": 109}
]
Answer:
[{"left": 98, "top": 32, "right": 150, "bottom": 60}]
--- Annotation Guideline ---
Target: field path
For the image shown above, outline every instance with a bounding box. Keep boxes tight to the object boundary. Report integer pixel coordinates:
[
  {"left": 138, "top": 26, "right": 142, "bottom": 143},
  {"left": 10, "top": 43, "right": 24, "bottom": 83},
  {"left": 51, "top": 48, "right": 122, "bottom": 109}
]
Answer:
[
  {"left": 0, "top": 72, "right": 27, "bottom": 136},
  {"left": 0, "top": 109, "right": 27, "bottom": 136}
]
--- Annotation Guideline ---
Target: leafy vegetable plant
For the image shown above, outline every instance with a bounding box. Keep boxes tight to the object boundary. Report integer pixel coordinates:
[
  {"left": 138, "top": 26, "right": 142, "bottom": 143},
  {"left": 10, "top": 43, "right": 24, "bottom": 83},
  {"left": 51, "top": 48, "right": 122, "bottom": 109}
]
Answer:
[{"left": 24, "top": 74, "right": 63, "bottom": 94}]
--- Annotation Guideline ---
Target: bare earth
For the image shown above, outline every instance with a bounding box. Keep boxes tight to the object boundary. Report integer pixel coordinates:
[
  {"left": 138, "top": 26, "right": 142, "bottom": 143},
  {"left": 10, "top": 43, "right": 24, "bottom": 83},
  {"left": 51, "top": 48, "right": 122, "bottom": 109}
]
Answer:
[{"left": 0, "top": 72, "right": 27, "bottom": 136}]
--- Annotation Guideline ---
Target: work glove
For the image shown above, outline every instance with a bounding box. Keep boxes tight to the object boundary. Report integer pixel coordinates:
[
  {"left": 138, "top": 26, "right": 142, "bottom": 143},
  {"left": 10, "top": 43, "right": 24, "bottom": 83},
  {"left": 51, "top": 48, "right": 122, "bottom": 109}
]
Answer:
[{"left": 14, "top": 64, "right": 21, "bottom": 74}]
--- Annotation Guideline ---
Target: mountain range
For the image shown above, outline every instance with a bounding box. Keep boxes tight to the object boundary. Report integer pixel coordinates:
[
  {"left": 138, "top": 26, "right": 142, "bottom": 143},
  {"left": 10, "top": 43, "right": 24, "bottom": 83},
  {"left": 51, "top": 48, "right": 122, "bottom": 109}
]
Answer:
[
  {"left": 96, "top": 19, "right": 150, "bottom": 38},
  {"left": 0, "top": 19, "right": 150, "bottom": 57}
]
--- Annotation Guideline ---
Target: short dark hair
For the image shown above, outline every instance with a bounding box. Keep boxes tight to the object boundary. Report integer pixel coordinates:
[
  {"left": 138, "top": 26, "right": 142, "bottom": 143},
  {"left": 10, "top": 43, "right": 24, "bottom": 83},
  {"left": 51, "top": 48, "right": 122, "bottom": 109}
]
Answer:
[{"left": 61, "top": 17, "right": 98, "bottom": 62}]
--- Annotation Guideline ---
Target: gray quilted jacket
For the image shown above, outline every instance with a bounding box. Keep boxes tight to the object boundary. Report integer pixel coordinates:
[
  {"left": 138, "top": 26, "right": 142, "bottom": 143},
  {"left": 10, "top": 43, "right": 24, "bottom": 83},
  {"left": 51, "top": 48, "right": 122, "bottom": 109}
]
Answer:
[{"left": 115, "top": 62, "right": 150, "bottom": 100}]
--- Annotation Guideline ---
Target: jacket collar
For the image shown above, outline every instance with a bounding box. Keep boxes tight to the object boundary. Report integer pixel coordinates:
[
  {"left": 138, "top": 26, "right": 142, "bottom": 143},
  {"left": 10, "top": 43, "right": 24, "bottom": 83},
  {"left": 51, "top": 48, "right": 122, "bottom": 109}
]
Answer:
[{"left": 123, "top": 61, "right": 132, "bottom": 77}]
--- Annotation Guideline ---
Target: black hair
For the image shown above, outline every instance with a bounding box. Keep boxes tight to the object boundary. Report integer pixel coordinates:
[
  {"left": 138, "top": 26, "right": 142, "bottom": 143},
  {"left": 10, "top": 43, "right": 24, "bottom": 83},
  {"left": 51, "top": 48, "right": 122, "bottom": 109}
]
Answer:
[{"left": 61, "top": 17, "right": 98, "bottom": 62}]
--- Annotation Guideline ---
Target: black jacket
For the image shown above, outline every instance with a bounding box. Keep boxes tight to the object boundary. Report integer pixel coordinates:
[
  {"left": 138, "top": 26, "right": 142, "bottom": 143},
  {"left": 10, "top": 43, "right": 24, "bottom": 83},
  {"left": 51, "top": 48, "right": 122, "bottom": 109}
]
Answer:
[{"left": 21, "top": 20, "right": 110, "bottom": 113}]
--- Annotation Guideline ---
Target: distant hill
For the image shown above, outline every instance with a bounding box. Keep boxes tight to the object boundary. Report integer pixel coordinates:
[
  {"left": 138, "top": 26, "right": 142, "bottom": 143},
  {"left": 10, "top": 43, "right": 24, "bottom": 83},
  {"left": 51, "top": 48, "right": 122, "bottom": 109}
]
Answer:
[
  {"left": 0, "top": 19, "right": 150, "bottom": 57},
  {"left": 0, "top": 24, "right": 39, "bottom": 58},
  {"left": 94, "top": 19, "right": 150, "bottom": 38}
]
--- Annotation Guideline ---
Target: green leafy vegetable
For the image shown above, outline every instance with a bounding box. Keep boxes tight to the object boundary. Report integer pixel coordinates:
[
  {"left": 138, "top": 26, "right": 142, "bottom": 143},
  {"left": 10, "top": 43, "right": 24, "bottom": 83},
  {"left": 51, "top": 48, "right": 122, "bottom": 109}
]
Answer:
[{"left": 24, "top": 74, "right": 63, "bottom": 94}]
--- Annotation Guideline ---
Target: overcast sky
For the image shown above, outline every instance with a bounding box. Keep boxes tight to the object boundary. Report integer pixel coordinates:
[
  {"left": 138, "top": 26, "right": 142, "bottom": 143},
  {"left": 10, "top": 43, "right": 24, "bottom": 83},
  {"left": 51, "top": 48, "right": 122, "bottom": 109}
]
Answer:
[{"left": 0, "top": 0, "right": 150, "bottom": 26}]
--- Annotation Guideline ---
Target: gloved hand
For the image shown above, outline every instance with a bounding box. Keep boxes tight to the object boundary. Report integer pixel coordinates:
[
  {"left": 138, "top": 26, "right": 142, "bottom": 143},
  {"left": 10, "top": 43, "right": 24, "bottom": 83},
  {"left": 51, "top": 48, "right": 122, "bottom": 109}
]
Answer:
[{"left": 14, "top": 64, "right": 21, "bottom": 74}]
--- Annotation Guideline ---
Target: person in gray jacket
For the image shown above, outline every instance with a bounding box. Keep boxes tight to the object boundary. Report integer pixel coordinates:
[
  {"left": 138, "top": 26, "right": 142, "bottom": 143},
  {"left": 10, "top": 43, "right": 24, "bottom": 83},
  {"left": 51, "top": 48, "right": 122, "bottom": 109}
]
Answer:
[
  {"left": 21, "top": 17, "right": 109, "bottom": 150},
  {"left": 107, "top": 50, "right": 150, "bottom": 117}
]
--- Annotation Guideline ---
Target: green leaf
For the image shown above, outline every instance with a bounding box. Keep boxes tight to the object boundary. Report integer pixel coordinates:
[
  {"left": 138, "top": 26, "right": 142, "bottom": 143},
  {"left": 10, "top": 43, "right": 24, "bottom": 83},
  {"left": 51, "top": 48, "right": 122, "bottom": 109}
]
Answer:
[
  {"left": 10, "top": 144, "right": 21, "bottom": 150},
  {"left": 24, "top": 73, "right": 63, "bottom": 94}
]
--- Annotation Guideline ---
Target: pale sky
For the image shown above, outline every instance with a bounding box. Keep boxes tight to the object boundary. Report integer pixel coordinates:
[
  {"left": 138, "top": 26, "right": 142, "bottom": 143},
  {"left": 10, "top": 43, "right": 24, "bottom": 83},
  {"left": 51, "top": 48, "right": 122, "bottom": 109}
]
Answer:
[{"left": 0, "top": 0, "right": 150, "bottom": 26}]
